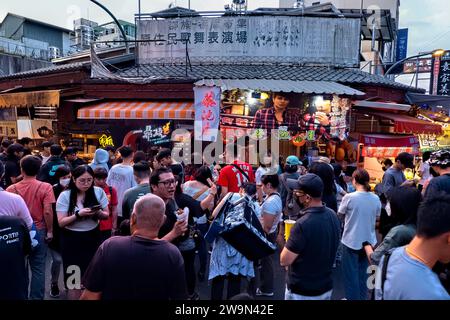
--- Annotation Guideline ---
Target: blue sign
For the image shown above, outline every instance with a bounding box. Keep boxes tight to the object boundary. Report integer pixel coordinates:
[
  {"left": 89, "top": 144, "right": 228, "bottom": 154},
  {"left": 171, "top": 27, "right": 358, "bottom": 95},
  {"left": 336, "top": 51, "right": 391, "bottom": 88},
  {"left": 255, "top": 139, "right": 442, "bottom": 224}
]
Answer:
[{"left": 396, "top": 28, "right": 409, "bottom": 61}]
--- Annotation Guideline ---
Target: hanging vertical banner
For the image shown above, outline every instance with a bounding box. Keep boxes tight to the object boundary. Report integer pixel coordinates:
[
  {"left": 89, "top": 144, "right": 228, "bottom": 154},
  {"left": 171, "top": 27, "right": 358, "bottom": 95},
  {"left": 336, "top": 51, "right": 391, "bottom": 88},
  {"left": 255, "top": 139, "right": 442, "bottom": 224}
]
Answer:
[
  {"left": 194, "top": 86, "right": 221, "bottom": 142},
  {"left": 431, "top": 50, "right": 450, "bottom": 96},
  {"left": 396, "top": 28, "right": 409, "bottom": 62}
]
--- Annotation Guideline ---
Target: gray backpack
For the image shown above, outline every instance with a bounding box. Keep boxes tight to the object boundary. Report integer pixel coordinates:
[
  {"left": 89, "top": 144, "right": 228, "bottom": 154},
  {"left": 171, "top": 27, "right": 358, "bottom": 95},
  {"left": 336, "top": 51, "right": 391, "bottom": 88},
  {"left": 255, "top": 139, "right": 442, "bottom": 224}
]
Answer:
[{"left": 279, "top": 173, "right": 302, "bottom": 220}]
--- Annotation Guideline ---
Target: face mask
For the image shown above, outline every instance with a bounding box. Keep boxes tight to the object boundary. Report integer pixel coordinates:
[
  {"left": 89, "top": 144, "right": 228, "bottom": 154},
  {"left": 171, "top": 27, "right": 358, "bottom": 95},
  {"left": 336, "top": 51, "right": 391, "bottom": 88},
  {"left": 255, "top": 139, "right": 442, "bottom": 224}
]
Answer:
[{"left": 60, "top": 178, "right": 71, "bottom": 187}]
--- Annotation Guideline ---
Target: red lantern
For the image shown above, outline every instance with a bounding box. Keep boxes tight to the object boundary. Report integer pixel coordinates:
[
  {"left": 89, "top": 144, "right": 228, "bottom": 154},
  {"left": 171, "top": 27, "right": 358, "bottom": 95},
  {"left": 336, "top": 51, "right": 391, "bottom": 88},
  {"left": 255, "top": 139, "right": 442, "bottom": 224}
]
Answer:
[{"left": 292, "top": 134, "right": 306, "bottom": 147}]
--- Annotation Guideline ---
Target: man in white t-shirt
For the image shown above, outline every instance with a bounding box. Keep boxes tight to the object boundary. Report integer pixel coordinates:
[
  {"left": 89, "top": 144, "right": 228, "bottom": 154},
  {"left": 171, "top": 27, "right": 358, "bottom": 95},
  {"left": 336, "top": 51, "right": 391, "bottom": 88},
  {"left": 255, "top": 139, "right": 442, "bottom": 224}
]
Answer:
[
  {"left": 256, "top": 174, "right": 283, "bottom": 297},
  {"left": 106, "top": 146, "right": 137, "bottom": 226}
]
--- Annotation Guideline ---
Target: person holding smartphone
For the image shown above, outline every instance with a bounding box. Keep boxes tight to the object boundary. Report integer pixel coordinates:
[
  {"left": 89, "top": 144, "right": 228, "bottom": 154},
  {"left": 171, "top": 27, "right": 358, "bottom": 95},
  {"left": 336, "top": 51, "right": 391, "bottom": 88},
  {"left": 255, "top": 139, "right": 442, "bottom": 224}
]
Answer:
[{"left": 56, "top": 165, "right": 109, "bottom": 300}]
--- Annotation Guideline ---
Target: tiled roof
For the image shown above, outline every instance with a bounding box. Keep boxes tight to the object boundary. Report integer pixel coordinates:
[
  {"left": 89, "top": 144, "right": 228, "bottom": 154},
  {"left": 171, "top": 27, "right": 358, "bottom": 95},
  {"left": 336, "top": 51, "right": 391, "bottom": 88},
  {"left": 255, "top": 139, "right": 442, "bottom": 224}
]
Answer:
[{"left": 119, "top": 64, "right": 423, "bottom": 92}]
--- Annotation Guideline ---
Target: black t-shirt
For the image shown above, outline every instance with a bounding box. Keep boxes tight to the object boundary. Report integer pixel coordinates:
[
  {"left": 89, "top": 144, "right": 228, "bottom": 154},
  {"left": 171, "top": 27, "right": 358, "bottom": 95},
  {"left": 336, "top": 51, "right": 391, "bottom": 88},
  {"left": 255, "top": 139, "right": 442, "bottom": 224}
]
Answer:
[
  {"left": 158, "top": 199, "right": 178, "bottom": 240},
  {"left": 0, "top": 215, "right": 31, "bottom": 300},
  {"left": 2, "top": 156, "right": 20, "bottom": 188},
  {"left": 424, "top": 174, "right": 450, "bottom": 199},
  {"left": 82, "top": 236, "right": 188, "bottom": 300},
  {"left": 286, "top": 206, "right": 341, "bottom": 296},
  {"left": 37, "top": 156, "right": 69, "bottom": 185},
  {"left": 70, "top": 157, "right": 86, "bottom": 170},
  {"left": 322, "top": 192, "right": 338, "bottom": 213},
  {"left": 174, "top": 192, "right": 204, "bottom": 222}
]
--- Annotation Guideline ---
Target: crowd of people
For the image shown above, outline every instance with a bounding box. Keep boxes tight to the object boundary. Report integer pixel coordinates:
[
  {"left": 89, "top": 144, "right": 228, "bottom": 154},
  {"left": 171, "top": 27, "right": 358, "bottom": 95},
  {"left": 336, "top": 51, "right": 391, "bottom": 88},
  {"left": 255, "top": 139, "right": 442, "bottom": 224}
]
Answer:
[{"left": 0, "top": 137, "right": 449, "bottom": 300}]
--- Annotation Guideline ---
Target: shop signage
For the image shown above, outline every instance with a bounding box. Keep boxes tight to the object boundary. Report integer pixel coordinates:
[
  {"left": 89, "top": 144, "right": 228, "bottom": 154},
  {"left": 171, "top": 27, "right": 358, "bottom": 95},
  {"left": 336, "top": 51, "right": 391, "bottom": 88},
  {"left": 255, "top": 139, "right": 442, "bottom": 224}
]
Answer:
[
  {"left": 17, "top": 119, "right": 54, "bottom": 139},
  {"left": 396, "top": 29, "right": 409, "bottom": 62},
  {"left": 194, "top": 86, "right": 221, "bottom": 142},
  {"left": 306, "top": 130, "right": 316, "bottom": 141},
  {"left": 0, "top": 121, "right": 17, "bottom": 137},
  {"left": 138, "top": 16, "right": 360, "bottom": 67},
  {"left": 403, "top": 58, "right": 432, "bottom": 74},
  {"left": 431, "top": 50, "right": 450, "bottom": 96},
  {"left": 99, "top": 135, "right": 114, "bottom": 148},
  {"left": 292, "top": 133, "right": 307, "bottom": 147},
  {"left": 142, "top": 121, "right": 173, "bottom": 145},
  {"left": 418, "top": 132, "right": 450, "bottom": 151},
  {"left": 276, "top": 126, "right": 291, "bottom": 141}
]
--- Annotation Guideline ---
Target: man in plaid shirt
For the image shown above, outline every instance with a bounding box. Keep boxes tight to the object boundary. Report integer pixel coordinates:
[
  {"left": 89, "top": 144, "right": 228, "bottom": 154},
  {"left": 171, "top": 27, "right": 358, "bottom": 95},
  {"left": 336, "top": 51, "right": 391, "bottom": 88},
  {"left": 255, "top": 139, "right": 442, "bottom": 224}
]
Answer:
[{"left": 253, "top": 93, "right": 300, "bottom": 130}]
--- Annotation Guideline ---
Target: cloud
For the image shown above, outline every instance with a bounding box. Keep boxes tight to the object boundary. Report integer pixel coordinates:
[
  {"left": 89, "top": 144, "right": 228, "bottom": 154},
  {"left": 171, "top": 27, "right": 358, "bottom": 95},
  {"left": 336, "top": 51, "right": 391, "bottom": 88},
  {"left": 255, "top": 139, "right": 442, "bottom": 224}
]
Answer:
[{"left": 400, "top": 1, "right": 450, "bottom": 55}]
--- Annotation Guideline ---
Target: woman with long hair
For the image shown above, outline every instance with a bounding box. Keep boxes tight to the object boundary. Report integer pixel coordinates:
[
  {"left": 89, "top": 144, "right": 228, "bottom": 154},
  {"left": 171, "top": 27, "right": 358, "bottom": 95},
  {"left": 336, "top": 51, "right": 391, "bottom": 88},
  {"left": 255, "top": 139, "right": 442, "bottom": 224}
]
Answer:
[
  {"left": 339, "top": 169, "right": 381, "bottom": 300},
  {"left": 368, "top": 186, "right": 421, "bottom": 265},
  {"left": 56, "top": 165, "right": 109, "bottom": 300},
  {"left": 309, "top": 162, "right": 338, "bottom": 212}
]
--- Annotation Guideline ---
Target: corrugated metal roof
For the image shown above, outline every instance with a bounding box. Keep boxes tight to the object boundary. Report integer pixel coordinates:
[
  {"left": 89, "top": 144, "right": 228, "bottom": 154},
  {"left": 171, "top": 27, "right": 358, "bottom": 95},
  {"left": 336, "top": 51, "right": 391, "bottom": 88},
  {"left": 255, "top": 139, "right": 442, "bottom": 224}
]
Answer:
[{"left": 195, "top": 79, "right": 365, "bottom": 95}]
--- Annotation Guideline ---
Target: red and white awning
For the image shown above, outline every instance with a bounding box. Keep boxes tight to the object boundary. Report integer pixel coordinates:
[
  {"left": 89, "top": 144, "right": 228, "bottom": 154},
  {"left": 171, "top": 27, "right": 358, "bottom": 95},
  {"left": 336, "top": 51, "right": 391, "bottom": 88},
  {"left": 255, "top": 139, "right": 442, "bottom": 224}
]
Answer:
[
  {"left": 360, "top": 134, "right": 420, "bottom": 157},
  {"left": 77, "top": 101, "right": 194, "bottom": 120}
]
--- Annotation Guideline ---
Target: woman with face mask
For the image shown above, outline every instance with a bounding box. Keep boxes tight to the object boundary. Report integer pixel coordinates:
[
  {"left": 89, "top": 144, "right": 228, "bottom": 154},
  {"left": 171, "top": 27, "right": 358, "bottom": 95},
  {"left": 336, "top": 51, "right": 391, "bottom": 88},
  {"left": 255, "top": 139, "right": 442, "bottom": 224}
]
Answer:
[{"left": 47, "top": 165, "right": 71, "bottom": 298}]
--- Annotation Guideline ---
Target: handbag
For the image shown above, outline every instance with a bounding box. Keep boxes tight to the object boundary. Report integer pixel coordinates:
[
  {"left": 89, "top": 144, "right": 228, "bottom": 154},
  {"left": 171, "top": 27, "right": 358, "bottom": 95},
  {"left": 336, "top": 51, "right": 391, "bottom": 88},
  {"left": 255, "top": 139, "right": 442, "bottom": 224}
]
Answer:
[{"left": 221, "top": 196, "right": 277, "bottom": 261}]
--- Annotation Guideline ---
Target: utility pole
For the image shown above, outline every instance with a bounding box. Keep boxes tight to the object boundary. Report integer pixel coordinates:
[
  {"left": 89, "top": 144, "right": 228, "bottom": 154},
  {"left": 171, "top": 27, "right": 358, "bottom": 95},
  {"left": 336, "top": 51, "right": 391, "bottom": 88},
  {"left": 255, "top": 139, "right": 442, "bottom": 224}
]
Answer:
[{"left": 415, "top": 56, "right": 420, "bottom": 89}]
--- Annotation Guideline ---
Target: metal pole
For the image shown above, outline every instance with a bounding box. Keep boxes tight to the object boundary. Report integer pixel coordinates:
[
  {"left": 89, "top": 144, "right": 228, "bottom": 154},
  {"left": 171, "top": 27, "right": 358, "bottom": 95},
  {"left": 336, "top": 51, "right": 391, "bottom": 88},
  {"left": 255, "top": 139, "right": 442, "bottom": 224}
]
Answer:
[
  {"left": 384, "top": 51, "right": 433, "bottom": 77},
  {"left": 90, "top": 0, "right": 129, "bottom": 54},
  {"left": 188, "top": 0, "right": 191, "bottom": 9},
  {"left": 415, "top": 57, "right": 420, "bottom": 89}
]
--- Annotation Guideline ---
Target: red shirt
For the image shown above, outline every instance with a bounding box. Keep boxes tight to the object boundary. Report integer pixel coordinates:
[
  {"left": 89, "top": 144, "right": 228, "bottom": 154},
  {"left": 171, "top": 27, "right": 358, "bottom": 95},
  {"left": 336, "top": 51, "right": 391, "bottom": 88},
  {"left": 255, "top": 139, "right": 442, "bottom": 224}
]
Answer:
[
  {"left": 100, "top": 185, "right": 118, "bottom": 231},
  {"left": 217, "top": 160, "right": 255, "bottom": 193},
  {"left": 7, "top": 179, "right": 55, "bottom": 230}
]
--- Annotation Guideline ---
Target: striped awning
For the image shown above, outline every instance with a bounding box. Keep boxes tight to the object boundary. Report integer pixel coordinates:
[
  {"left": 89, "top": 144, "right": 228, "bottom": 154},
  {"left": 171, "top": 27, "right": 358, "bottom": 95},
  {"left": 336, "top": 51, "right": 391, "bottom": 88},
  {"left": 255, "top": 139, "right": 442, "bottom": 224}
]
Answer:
[{"left": 77, "top": 101, "right": 194, "bottom": 120}]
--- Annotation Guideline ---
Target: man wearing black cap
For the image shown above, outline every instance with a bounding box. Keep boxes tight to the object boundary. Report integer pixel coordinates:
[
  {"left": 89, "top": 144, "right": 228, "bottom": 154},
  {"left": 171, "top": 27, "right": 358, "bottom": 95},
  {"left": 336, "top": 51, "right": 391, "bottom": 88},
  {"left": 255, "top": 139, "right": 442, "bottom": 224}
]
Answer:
[
  {"left": 1, "top": 143, "right": 24, "bottom": 188},
  {"left": 280, "top": 173, "right": 341, "bottom": 300},
  {"left": 380, "top": 152, "right": 414, "bottom": 199},
  {"left": 64, "top": 147, "right": 86, "bottom": 169},
  {"left": 424, "top": 149, "right": 450, "bottom": 198}
]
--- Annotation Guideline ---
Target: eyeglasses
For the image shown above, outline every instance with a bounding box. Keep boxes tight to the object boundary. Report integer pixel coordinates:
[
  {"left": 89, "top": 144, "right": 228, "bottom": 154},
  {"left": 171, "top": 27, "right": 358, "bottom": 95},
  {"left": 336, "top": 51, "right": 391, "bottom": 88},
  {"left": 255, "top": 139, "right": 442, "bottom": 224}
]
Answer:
[
  {"left": 158, "top": 179, "right": 178, "bottom": 187},
  {"left": 77, "top": 178, "right": 93, "bottom": 185},
  {"left": 293, "top": 190, "right": 306, "bottom": 198}
]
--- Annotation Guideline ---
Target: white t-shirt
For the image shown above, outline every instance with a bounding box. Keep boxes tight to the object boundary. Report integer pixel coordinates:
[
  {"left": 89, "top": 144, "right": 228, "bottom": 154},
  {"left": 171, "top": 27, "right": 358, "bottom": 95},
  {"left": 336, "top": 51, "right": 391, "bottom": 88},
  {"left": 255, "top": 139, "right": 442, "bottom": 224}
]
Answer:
[
  {"left": 419, "top": 161, "right": 432, "bottom": 185},
  {"left": 260, "top": 193, "right": 283, "bottom": 234},
  {"left": 41, "top": 154, "right": 51, "bottom": 165},
  {"left": 56, "top": 186, "right": 108, "bottom": 232},
  {"left": 106, "top": 164, "right": 137, "bottom": 217},
  {"left": 255, "top": 167, "right": 269, "bottom": 185},
  {"left": 339, "top": 191, "right": 381, "bottom": 250}
]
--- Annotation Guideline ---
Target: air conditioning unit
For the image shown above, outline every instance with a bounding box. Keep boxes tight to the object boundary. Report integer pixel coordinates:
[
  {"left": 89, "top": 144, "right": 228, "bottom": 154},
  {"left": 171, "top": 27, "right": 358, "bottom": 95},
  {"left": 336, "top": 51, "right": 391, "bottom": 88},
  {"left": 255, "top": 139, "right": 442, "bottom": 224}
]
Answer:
[{"left": 49, "top": 46, "right": 61, "bottom": 59}]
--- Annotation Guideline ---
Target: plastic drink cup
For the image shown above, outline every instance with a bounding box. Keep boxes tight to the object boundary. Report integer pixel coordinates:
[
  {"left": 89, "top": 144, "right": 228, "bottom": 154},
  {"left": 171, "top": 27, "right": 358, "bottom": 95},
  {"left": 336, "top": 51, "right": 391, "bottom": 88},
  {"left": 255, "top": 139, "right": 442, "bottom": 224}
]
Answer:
[{"left": 284, "top": 220, "right": 296, "bottom": 241}]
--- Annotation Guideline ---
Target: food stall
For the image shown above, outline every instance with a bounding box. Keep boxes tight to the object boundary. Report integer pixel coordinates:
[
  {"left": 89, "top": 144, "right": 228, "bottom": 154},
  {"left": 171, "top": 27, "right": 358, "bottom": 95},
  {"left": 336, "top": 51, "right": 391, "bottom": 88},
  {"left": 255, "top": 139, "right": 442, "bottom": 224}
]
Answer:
[
  {"left": 75, "top": 100, "right": 195, "bottom": 157},
  {"left": 350, "top": 105, "right": 443, "bottom": 184},
  {"left": 194, "top": 79, "right": 361, "bottom": 163}
]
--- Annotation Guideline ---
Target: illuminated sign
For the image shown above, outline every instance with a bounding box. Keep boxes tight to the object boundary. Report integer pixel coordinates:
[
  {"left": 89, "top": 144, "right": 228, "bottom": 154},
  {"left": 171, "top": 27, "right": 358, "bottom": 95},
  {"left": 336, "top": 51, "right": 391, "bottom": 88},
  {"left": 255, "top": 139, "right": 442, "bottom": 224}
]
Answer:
[
  {"left": 99, "top": 134, "right": 114, "bottom": 148},
  {"left": 143, "top": 121, "right": 173, "bottom": 145}
]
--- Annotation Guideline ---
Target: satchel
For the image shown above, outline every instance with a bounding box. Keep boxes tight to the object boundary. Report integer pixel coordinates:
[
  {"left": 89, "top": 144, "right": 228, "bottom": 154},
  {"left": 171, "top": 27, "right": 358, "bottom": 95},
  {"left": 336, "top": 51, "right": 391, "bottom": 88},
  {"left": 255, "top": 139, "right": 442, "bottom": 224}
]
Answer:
[{"left": 221, "top": 197, "right": 277, "bottom": 261}]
